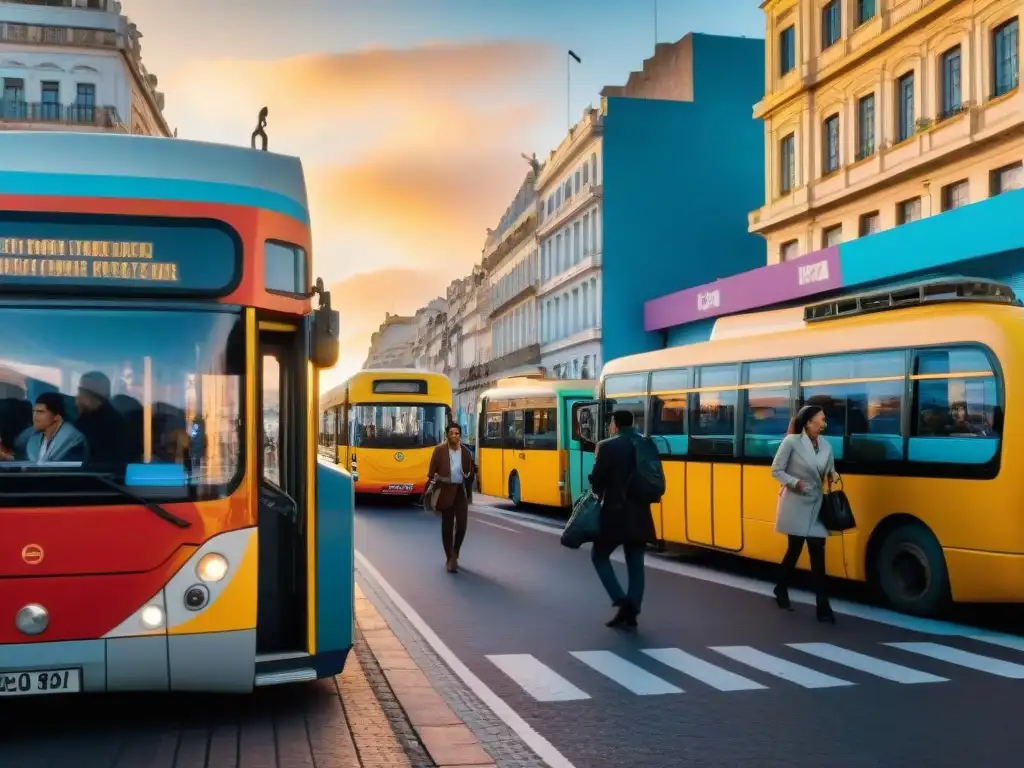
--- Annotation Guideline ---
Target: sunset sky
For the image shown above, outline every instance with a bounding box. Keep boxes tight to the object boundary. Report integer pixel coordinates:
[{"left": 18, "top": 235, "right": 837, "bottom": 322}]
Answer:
[{"left": 125, "top": 0, "right": 763, "bottom": 387}]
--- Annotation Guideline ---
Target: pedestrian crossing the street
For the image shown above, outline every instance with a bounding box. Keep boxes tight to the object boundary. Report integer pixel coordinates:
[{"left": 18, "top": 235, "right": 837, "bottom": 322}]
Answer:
[{"left": 485, "top": 637, "right": 1024, "bottom": 701}]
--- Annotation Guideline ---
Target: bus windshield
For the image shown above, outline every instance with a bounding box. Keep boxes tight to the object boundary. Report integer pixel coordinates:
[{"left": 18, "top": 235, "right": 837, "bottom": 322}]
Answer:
[
  {"left": 0, "top": 306, "right": 244, "bottom": 503},
  {"left": 351, "top": 403, "right": 447, "bottom": 448}
]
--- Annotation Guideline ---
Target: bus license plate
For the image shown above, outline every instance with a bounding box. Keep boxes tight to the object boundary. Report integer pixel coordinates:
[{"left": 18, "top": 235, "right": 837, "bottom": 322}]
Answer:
[
  {"left": 0, "top": 668, "right": 81, "bottom": 697},
  {"left": 384, "top": 484, "right": 413, "bottom": 493}
]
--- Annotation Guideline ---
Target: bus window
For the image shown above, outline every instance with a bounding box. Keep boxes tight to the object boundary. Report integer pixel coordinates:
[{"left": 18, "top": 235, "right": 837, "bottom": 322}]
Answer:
[
  {"left": 650, "top": 368, "right": 689, "bottom": 456},
  {"left": 909, "top": 346, "right": 1002, "bottom": 466},
  {"left": 743, "top": 359, "right": 793, "bottom": 458},
  {"left": 482, "top": 407, "right": 504, "bottom": 448},
  {"left": 504, "top": 409, "right": 525, "bottom": 448},
  {"left": 603, "top": 373, "right": 647, "bottom": 435},
  {"left": 801, "top": 351, "right": 905, "bottom": 462},
  {"left": 690, "top": 365, "right": 738, "bottom": 457},
  {"left": 524, "top": 407, "right": 557, "bottom": 449},
  {"left": 350, "top": 403, "right": 447, "bottom": 448}
]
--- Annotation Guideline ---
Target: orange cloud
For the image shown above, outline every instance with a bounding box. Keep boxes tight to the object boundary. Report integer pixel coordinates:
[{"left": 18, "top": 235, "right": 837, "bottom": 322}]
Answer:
[
  {"left": 166, "top": 40, "right": 557, "bottom": 136},
  {"left": 321, "top": 268, "right": 452, "bottom": 385}
]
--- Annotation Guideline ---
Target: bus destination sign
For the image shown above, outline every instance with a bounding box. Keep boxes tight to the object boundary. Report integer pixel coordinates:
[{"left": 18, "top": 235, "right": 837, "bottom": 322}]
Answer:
[{"left": 0, "top": 217, "right": 238, "bottom": 294}]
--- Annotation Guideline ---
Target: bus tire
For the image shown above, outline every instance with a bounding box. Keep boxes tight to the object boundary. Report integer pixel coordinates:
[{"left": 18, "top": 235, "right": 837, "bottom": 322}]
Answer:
[
  {"left": 508, "top": 472, "right": 522, "bottom": 507},
  {"left": 874, "top": 522, "right": 950, "bottom": 617}
]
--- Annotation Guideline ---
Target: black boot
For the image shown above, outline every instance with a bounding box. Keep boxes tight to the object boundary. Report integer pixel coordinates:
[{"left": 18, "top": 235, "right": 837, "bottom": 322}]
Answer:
[
  {"left": 773, "top": 585, "right": 793, "bottom": 611},
  {"left": 816, "top": 599, "right": 836, "bottom": 624},
  {"left": 606, "top": 601, "right": 638, "bottom": 629}
]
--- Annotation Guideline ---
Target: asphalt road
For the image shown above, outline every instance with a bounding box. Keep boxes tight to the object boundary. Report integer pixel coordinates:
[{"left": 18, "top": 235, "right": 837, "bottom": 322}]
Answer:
[{"left": 355, "top": 494, "right": 1024, "bottom": 768}]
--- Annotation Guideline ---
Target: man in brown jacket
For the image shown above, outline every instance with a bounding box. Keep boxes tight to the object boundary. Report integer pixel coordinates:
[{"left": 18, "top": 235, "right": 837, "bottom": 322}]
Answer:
[{"left": 427, "top": 423, "right": 476, "bottom": 573}]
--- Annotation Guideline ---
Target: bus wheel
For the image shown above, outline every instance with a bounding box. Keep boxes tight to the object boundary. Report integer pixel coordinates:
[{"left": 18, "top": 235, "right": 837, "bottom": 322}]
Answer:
[
  {"left": 874, "top": 522, "right": 950, "bottom": 617},
  {"left": 509, "top": 472, "right": 522, "bottom": 507}
]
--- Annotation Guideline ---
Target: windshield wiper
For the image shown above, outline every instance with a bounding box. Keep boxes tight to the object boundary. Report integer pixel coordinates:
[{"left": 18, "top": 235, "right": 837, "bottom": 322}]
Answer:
[
  {"left": 0, "top": 470, "right": 191, "bottom": 528},
  {"left": 91, "top": 473, "right": 191, "bottom": 529}
]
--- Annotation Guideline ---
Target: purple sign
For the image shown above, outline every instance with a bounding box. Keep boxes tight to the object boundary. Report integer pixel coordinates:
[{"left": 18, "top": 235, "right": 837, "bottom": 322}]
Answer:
[{"left": 644, "top": 247, "right": 843, "bottom": 331}]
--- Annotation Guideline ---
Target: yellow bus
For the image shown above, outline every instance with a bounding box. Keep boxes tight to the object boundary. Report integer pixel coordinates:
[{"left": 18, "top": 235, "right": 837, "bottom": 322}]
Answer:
[
  {"left": 477, "top": 378, "right": 597, "bottom": 508},
  {"left": 582, "top": 278, "right": 1020, "bottom": 617},
  {"left": 320, "top": 369, "right": 452, "bottom": 498}
]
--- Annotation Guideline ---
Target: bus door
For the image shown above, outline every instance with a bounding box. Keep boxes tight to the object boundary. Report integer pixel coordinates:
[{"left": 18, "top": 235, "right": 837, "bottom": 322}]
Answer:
[
  {"left": 256, "top": 321, "right": 309, "bottom": 655},
  {"left": 502, "top": 407, "right": 526, "bottom": 504},
  {"left": 568, "top": 399, "right": 597, "bottom": 502}
]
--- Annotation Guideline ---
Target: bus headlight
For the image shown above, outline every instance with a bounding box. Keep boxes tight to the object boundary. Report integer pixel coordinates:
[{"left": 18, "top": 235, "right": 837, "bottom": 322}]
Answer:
[
  {"left": 140, "top": 604, "right": 165, "bottom": 630},
  {"left": 197, "top": 553, "right": 229, "bottom": 582}
]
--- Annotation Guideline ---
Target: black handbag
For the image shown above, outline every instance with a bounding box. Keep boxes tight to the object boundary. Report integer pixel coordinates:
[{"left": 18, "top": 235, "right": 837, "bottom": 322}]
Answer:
[{"left": 820, "top": 474, "right": 856, "bottom": 532}]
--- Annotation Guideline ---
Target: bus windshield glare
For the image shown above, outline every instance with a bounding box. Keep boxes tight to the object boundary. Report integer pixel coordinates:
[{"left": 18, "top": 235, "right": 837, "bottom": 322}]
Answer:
[
  {"left": 0, "top": 307, "right": 244, "bottom": 502},
  {"left": 351, "top": 404, "right": 447, "bottom": 448}
]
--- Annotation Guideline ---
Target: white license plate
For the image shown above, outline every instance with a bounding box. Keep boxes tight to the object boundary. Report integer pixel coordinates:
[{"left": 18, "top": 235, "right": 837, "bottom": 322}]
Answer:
[
  {"left": 0, "top": 668, "right": 81, "bottom": 697},
  {"left": 384, "top": 484, "right": 413, "bottom": 493}
]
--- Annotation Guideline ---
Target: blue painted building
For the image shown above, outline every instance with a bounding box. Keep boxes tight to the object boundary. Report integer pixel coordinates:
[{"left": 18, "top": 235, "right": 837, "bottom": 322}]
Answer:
[
  {"left": 600, "top": 33, "right": 766, "bottom": 362},
  {"left": 534, "top": 33, "right": 766, "bottom": 381}
]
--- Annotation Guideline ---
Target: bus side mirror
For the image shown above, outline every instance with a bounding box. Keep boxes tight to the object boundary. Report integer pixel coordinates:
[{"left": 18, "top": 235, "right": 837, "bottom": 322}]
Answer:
[
  {"left": 571, "top": 401, "right": 598, "bottom": 453},
  {"left": 309, "top": 278, "right": 340, "bottom": 369}
]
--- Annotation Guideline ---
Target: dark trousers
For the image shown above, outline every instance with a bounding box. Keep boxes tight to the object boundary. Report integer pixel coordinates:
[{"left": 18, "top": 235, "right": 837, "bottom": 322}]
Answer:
[
  {"left": 440, "top": 486, "right": 468, "bottom": 561},
  {"left": 591, "top": 540, "right": 646, "bottom": 612},
  {"left": 777, "top": 535, "right": 829, "bottom": 606}
]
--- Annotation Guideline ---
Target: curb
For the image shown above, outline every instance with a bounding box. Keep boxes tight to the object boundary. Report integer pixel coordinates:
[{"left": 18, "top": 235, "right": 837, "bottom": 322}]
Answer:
[{"left": 354, "top": 583, "right": 497, "bottom": 768}]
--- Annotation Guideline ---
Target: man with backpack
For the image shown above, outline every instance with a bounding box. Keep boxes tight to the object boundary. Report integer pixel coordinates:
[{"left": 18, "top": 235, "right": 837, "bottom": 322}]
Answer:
[{"left": 587, "top": 409, "right": 665, "bottom": 629}]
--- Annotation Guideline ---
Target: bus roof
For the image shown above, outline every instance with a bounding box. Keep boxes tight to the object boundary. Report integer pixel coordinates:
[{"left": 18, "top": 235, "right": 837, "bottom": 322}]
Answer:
[
  {"left": 320, "top": 369, "right": 453, "bottom": 410},
  {"left": 481, "top": 377, "right": 596, "bottom": 401},
  {"left": 0, "top": 131, "right": 309, "bottom": 224},
  {"left": 603, "top": 282, "right": 1020, "bottom": 380}
]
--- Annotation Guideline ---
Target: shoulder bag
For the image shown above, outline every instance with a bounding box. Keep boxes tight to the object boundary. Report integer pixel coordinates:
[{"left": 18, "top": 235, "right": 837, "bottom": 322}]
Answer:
[{"left": 820, "top": 473, "right": 856, "bottom": 532}]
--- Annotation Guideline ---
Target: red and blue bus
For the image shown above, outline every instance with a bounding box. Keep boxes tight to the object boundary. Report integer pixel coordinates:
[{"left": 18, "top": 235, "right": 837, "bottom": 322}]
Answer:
[{"left": 0, "top": 131, "right": 348, "bottom": 696}]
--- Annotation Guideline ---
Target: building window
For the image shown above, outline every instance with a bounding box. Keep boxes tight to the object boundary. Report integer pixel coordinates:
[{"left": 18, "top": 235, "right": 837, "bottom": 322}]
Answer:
[
  {"left": 822, "top": 225, "right": 842, "bottom": 248},
  {"left": 857, "top": 0, "right": 875, "bottom": 26},
  {"left": 896, "top": 71, "right": 915, "bottom": 143},
  {"left": 822, "top": 113, "right": 840, "bottom": 174},
  {"left": 856, "top": 93, "right": 875, "bottom": 160},
  {"left": 897, "top": 197, "right": 922, "bottom": 225},
  {"left": 859, "top": 211, "right": 880, "bottom": 236},
  {"left": 75, "top": 83, "right": 95, "bottom": 123},
  {"left": 993, "top": 18, "right": 1020, "bottom": 99},
  {"left": 780, "top": 26, "right": 795, "bottom": 76},
  {"left": 990, "top": 161, "right": 1023, "bottom": 195},
  {"left": 582, "top": 162, "right": 589, "bottom": 185},
  {"left": 590, "top": 153, "right": 598, "bottom": 184},
  {"left": 2, "top": 78, "right": 24, "bottom": 120},
  {"left": 779, "top": 133, "right": 796, "bottom": 194},
  {"left": 582, "top": 212, "right": 590, "bottom": 254},
  {"left": 821, "top": 0, "right": 841, "bottom": 49},
  {"left": 780, "top": 240, "right": 799, "bottom": 261},
  {"left": 941, "top": 179, "right": 969, "bottom": 211},
  {"left": 40, "top": 81, "right": 59, "bottom": 121},
  {"left": 574, "top": 170, "right": 581, "bottom": 194},
  {"left": 573, "top": 221, "right": 581, "bottom": 263},
  {"left": 941, "top": 46, "right": 962, "bottom": 119}
]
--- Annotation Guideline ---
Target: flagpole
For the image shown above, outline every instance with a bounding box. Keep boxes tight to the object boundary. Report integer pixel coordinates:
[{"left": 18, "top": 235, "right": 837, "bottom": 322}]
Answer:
[
  {"left": 654, "top": 0, "right": 658, "bottom": 45},
  {"left": 566, "top": 52, "right": 571, "bottom": 129}
]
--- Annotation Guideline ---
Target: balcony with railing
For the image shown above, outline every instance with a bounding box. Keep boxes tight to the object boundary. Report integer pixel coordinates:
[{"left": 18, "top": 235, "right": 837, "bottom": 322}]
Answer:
[{"left": 0, "top": 100, "right": 124, "bottom": 130}]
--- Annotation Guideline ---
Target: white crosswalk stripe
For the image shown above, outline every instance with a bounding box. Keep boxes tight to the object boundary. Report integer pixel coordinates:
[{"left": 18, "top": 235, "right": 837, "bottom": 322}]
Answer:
[
  {"left": 484, "top": 640, "right": 1024, "bottom": 703},
  {"left": 788, "top": 643, "right": 947, "bottom": 684},
  {"left": 570, "top": 650, "right": 683, "bottom": 695},
  {"left": 642, "top": 648, "right": 766, "bottom": 691},
  {"left": 968, "top": 634, "right": 1024, "bottom": 653},
  {"left": 887, "top": 642, "right": 1024, "bottom": 679},
  {"left": 709, "top": 646, "right": 855, "bottom": 688},
  {"left": 486, "top": 654, "right": 591, "bottom": 702}
]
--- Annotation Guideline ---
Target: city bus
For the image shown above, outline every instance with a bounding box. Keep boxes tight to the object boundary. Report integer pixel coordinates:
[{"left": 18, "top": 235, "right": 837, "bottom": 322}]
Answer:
[
  {"left": 477, "top": 377, "right": 597, "bottom": 508},
  {"left": 319, "top": 369, "right": 452, "bottom": 498},
  {"left": 0, "top": 131, "right": 348, "bottom": 696},
  {"left": 576, "top": 278, "right": 1022, "bottom": 617}
]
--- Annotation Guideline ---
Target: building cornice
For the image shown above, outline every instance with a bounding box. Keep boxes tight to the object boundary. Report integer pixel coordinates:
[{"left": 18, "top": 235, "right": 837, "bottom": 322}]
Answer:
[{"left": 535, "top": 109, "right": 603, "bottom": 191}]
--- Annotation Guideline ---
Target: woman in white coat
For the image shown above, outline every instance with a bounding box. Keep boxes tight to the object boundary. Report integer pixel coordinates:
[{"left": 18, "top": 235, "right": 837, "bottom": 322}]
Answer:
[{"left": 770, "top": 404, "right": 839, "bottom": 623}]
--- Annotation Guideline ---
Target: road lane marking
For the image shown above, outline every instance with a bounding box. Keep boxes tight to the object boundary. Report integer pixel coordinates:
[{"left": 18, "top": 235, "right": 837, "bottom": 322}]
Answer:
[
  {"left": 467, "top": 500, "right": 1024, "bottom": 645},
  {"left": 641, "top": 648, "right": 766, "bottom": 691},
  {"left": 473, "top": 517, "right": 520, "bottom": 533},
  {"left": 887, "top": 642, "right": 1024, "bottom": 678},
  {"left": 354, "top": 551, "right": 578, "bottom": 768},
  {"left": 569, "top": 651, "right": 683, "bottom": 695},
  {"left": 968, "top": 634, "right": 1024, "bottom": 653},
  {"left": 710, "top": 646, "right": 855, "bottom": 688},
  {"left": 788, "top": 643, "right": 947, "bottom": 684},
  {"left": 486, "top": 654, "right": 590, "bottom": 702}
]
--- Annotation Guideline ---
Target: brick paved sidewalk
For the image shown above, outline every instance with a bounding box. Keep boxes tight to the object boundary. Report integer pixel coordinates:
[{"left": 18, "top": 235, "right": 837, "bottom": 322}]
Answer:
[{"left": 2, "top": 585, "right": 494, "bottom": 767}]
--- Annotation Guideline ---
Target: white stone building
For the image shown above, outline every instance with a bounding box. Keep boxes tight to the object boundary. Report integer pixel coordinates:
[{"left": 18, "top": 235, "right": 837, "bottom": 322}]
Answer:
[
  {"left": 535, "top": 108, "right": 603, "bottom": 380},
  {"left": 410, "top": 298, "right": 447, "bottom": 373},
  {"left": 364, "top": 313, "right": 417, "bottom": 369},
  {"left": 445, "top": 267, "right": 490, "bottom": 439},
  {"left": 0, "top": 0, "right": 171, "bottom": 136},
  {"left": 486, "top": 164, "right": 543, "bottom": 378}
]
